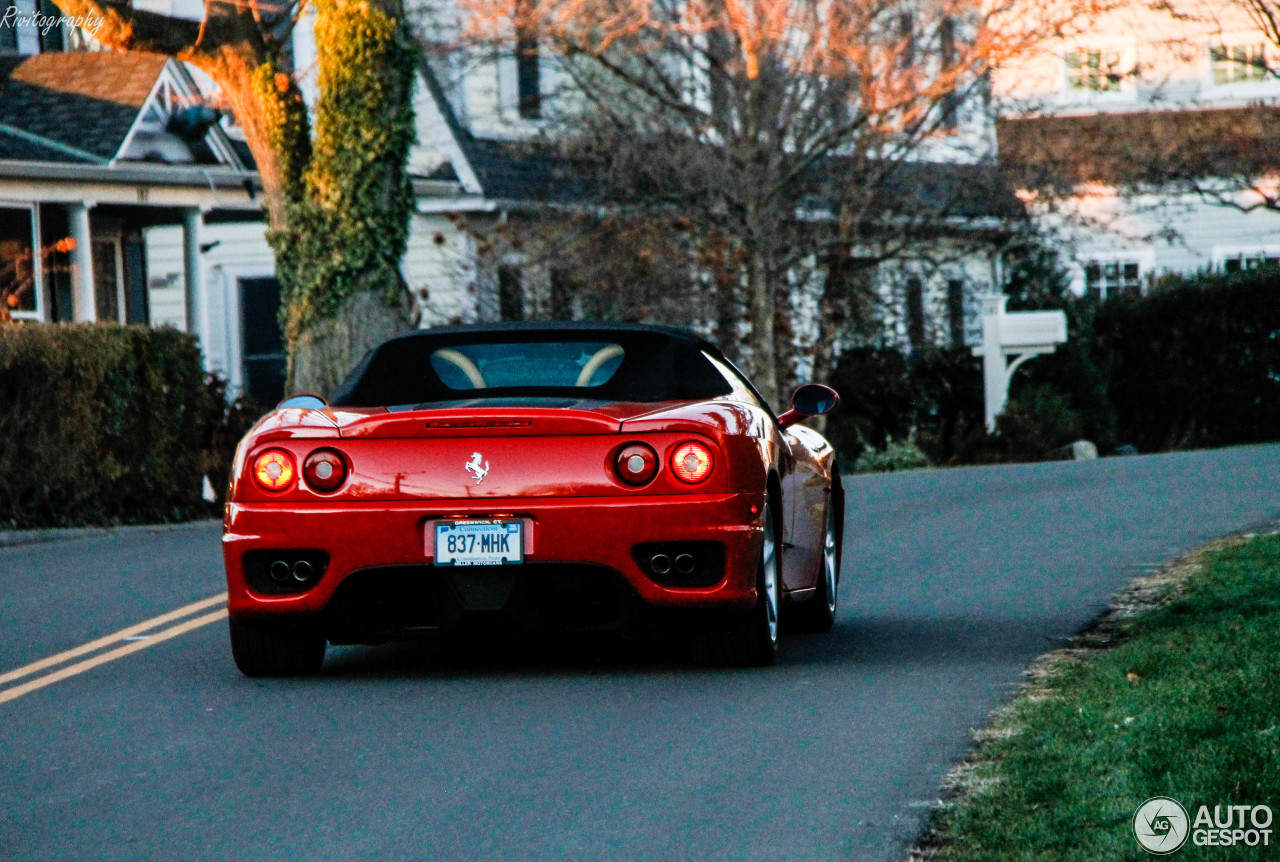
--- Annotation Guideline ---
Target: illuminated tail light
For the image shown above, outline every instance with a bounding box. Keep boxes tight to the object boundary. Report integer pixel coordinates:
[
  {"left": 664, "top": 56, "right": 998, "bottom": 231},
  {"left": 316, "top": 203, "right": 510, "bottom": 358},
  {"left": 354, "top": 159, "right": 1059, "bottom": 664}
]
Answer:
[
  {"left": 615, "top": 443, "right": 658, "bottom": 485},
  {"left": 670, "top": 442, "right": 713, "bottom": 483},
  {"left": 252, "top": 449, "right": 296, "bottom": 492},
  {"left": 303, "top": 449, "right": 348, "bottom": 493}
]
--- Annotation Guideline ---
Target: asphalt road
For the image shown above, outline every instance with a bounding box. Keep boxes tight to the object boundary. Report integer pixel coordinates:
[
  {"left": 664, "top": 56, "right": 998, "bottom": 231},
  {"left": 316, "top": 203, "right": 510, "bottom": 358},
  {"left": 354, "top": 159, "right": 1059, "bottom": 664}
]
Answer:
[{"left": 3, "top": 445, "right": 1280, "bottom": 861}]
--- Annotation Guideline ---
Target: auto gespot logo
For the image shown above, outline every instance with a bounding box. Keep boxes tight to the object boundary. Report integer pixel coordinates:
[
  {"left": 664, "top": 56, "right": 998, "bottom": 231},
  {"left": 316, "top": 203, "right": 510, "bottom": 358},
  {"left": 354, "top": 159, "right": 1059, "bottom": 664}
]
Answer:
[{"left": 1133, "top": 797, "right": 1274, "bottom": 854}]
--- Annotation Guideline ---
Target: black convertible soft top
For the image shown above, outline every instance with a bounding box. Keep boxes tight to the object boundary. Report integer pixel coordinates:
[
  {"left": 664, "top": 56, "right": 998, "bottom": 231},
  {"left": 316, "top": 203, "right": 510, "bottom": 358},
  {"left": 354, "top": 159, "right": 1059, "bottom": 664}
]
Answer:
[{"left": 329, "top": 322, "right": 740, "bottom": 407}]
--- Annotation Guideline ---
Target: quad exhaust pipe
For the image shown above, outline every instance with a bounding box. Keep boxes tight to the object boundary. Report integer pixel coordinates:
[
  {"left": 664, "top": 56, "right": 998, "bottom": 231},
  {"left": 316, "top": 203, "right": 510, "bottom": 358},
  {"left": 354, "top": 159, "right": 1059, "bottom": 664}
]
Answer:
[{"left": 649, "top": 554, "right": 672, "bottom": 575}]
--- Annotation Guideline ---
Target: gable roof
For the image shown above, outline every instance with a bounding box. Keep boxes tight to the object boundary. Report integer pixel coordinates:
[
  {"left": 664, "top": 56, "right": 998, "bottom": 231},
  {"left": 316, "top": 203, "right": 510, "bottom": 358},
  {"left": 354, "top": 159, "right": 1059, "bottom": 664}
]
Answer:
[
  {"left": 0, "top": 50, "right": 246, "bottom": 171},
  {"left": 0, "top": 52, "right": 168, "bottom": 164}
]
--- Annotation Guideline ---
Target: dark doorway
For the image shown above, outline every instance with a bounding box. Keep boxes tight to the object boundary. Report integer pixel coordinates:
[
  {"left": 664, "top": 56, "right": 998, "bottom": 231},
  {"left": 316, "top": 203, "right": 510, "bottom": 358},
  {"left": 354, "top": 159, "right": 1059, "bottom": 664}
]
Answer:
[{"left": 239, "top": 277, "right": 286, "bottom": 408}]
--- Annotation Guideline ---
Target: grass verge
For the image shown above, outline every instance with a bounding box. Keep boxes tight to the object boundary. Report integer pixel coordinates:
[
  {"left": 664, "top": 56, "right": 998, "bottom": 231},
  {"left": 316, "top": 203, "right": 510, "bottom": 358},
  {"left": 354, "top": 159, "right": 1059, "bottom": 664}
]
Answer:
[{"left": 913, "top": 532, "right": 1280, "bottom": 861}]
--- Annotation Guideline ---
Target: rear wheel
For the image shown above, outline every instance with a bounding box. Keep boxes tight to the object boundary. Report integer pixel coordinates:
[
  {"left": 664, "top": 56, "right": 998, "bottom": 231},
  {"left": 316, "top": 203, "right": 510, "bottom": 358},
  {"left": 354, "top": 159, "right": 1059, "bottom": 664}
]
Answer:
[
  {"left": 789, "top": 494, "right": 839, "bottom": 632},
  {"left": 229, "top": 618, "right": 326, "bottom": 677},
  {"left": 695, "top": 498, "right": 780, "bottom": 667}
]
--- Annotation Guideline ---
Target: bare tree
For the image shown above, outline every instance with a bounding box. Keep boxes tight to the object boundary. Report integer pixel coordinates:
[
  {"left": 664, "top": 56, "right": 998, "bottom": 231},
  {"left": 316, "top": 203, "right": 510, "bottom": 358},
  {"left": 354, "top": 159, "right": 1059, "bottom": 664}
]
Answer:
[{"left": 444, "top": 0, "right": 1094, "bottom": 405}]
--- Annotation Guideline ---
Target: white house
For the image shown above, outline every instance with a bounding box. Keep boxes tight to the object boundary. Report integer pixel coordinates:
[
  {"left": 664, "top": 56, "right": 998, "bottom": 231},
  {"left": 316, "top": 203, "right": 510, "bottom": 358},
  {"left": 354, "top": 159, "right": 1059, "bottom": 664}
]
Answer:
[
  {"left": 2, "top": 0, "right": 1032, "bottom": 410},
  {"left": 991, "top": 0, "right": 1280, "bottom": 296}
]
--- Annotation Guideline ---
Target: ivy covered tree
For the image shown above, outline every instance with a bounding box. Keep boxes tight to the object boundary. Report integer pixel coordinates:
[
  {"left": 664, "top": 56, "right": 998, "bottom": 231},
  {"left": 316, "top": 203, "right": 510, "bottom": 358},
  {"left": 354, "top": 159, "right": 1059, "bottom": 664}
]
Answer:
[{"left": 48, "top": 0, "right": 419, "bottom": 394}]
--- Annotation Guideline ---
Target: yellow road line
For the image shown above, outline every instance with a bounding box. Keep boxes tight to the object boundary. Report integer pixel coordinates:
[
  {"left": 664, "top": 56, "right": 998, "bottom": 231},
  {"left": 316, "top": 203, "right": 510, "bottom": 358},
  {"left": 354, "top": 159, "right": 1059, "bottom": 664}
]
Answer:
[
  {"left": 0, "top": 609, "right": 228, "bottom": 705},
  {"left": 0, "top": 592, "right": 227, "bottom": 687}
]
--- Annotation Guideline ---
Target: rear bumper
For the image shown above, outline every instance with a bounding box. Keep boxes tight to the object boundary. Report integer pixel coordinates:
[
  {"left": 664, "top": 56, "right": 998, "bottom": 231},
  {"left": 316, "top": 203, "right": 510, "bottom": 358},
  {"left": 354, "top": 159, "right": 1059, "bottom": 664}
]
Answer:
[{"left": 222, "top": 493, "right": 764, "bottom": 622}]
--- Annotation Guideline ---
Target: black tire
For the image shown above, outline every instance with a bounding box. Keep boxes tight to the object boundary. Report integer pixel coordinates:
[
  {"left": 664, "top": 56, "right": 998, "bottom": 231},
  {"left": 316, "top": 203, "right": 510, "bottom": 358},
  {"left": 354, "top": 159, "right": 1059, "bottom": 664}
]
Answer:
[
  {"left": 788, "top": 491, "right": 839, "bottom": 633},
  {"left": 694, "top": 498, "right": 780, "bottom": 667},
  {"left": 229, "top": 618, "right": 326, "bottom": 677}
]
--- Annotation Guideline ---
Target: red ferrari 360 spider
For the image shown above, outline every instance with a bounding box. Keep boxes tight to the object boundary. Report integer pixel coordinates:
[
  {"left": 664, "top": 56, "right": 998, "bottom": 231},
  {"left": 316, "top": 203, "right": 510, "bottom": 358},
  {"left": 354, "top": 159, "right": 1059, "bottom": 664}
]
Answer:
[{"left": 222, "top": 323, "right": 842, "bottom": 675}]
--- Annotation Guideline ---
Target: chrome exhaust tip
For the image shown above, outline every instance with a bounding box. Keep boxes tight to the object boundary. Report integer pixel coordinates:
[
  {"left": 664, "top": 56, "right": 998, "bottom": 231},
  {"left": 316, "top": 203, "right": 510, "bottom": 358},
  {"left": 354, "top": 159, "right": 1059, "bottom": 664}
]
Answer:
[
  {"left": 674, "top": 553, "right": 696, "bottom": 575},
  {"left": 650, "top": 554, "right": 672, "bottom": 575},
  {"left": 269, "top": 560, "right": 291, "bottom": 582},
  {"left": 292, "top": 559, "right": 313, "bottom": 582}
]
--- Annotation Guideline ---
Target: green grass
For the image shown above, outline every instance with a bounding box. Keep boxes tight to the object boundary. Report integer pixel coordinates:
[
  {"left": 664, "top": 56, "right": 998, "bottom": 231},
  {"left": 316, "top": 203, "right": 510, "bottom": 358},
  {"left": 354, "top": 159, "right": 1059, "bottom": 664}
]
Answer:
[{"left": 926, "top": 534, "right": 1280, "bottom": 861}]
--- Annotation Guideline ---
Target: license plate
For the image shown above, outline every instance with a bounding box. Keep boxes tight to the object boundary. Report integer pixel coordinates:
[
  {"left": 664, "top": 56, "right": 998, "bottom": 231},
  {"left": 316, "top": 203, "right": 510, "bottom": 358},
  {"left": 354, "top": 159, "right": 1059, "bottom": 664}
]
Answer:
[{"left": 434, "top": 520, "right": 523, "bottom": 566}]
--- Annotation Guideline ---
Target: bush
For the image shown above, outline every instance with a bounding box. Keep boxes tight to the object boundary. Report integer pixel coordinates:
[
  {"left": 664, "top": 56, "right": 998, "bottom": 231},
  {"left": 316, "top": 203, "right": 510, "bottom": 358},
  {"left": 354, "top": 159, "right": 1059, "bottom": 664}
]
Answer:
[
  {"left": 0, "top": 323, "right": 212, "bottom": 528},
  {"left": 825, "top": 346, "right": 985, "bottom": 468},
  {"left": 196, "top": 374, "right": 263, "bottom": 507},
  {"left": 1093, "top": 267, "right": 1280, "bottom": 451},
  {"left": 996, "top": 386, "right": 1084, "bottom": 462},
  {"left": 852, "top": 437, "right": 931, "bottom": 473}
]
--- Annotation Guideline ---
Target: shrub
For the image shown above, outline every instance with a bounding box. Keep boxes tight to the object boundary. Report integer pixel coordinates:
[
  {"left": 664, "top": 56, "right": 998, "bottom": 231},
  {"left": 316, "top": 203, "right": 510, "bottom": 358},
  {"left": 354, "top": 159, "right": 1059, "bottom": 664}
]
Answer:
[
  {"left": 996, "top": 386, "right": 1084, "bottom": 462},
  {"left": 852, "top": 437, "right": 931, "bottom": 473},
  {"left": 0, "top": 323, "right": 211, "bottom": 528},
  {"left": 196, "top": 374, "right": 263, "bottom": 507},
  {"left": 825, "top": 346, "right": 984, "bottom": 468}
]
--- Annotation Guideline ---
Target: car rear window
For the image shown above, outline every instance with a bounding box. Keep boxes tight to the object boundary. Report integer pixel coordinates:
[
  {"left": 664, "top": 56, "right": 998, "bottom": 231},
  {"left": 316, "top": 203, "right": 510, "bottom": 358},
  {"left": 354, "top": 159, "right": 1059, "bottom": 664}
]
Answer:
[
  {"left": 430, "top": 342, "right": 624, "bottom": 390},
  {"left": 329, "top": 328, "right": 736, "bottom": 407}
]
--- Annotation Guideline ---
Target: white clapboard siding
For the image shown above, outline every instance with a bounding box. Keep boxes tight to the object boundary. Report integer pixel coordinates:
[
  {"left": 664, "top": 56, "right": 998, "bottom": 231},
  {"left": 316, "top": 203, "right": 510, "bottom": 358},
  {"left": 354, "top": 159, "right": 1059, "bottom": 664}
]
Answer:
[
  {"left": 1051, "top": 190, "right": 1280, "bottom": 292},
  {"left": 144, "top": 220, "right": 276, "bottom": 392},
  {"left": 403, "top": 213, "right": 481, "bottom": 327}
]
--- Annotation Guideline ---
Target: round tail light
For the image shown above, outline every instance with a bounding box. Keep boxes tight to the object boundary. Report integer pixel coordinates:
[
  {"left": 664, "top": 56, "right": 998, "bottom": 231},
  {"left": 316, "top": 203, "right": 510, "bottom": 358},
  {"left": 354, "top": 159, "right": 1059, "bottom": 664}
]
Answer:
[
  {"left": 303, "top": 449, "right": 348, "bottom": 493},
  {"left": 252, "top": 449, "right": 296, "bottom": 492},
  {"left": 670, "top": 442, "right": 713, "bottom": 483},
  {"left": 615, "top": 443, "right": 658, "bottom": 485}
]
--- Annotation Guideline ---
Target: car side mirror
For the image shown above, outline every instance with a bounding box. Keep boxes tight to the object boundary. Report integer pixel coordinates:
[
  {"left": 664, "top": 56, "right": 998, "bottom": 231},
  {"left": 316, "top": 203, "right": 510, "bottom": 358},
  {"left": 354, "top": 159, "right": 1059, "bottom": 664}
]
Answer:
[{"left": 777, "top": 383, "right": 840, "bottom": 429}]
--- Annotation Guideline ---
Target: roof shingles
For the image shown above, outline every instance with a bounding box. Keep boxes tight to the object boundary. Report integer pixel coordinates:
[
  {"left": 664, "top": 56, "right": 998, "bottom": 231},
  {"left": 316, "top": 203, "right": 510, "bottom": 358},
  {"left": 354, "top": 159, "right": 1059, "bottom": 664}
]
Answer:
[{"left": 0, "top": 51, "right": 167, "bottom": 163}]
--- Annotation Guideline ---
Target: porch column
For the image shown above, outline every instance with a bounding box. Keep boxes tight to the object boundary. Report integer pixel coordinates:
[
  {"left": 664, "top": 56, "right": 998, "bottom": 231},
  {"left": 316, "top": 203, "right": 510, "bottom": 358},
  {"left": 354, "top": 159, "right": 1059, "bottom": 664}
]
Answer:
[
  {"left": 68, "top": 202, "right": 95, "bottom": 322},
  {"left": 182, "top": 208, "right": 206, "bottom": 343}
]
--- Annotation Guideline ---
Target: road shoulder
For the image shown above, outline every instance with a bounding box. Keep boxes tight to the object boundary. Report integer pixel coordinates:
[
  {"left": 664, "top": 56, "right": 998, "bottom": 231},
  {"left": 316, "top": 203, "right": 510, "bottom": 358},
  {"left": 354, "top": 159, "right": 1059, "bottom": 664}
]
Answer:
[
  {"left": 909, "top": 527, "right": 1280, "bottom": 860},
  {"left": 0, "top": 519, "right": 221, "bottom": 549}
]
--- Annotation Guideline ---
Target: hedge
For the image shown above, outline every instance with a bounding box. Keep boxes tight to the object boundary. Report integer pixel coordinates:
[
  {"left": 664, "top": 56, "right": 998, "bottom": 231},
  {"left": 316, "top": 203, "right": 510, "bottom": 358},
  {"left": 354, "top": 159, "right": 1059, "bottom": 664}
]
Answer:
[
  {"left": 1093, "top": 268, "right": 1280, "bottom": 452},
  {"left": 824, "top": 266, "right": 1280, "bottom": 467},
  {"left": 824, "top": 347, "right": 987, "bottom": 466},
  {"left": 0, "top": 324, "right": 211, "bottom": 528}
]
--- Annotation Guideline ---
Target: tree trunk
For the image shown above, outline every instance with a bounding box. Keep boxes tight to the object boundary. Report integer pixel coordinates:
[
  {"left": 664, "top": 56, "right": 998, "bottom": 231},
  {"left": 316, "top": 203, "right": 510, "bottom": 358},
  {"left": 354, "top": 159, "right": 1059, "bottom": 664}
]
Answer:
[
  {"left": 277, "top": 0, "right": 419, "bottom": 394},
  {"left": 744, "top": 243, "right": 779, "bottom": 408},
  {"left": 811, "top": 244, "right": 852, "bottom": 389},
  {"left": 288, "top": 288, "right": 412, "bottom": 394}
]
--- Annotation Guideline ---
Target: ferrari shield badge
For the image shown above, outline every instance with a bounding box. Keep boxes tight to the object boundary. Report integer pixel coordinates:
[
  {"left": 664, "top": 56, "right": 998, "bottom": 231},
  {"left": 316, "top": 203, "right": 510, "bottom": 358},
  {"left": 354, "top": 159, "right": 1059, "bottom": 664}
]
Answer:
[{"left": 465, "top": 452, "right": 490, "bottom": 484}]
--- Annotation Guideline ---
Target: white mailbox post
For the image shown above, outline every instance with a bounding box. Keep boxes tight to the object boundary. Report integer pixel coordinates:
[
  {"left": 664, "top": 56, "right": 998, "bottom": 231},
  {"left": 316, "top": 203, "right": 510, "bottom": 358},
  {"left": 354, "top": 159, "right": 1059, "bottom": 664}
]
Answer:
[{"left": 972, "top": 294, "right": 1068, "bottom": 432}]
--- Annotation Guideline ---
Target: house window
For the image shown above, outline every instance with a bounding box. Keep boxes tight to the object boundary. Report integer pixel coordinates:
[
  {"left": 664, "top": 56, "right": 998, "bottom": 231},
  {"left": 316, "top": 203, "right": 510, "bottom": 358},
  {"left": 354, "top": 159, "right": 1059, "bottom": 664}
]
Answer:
[
  {"left": 1083, "top": 260, "right": 1141, "bottom": 300},
  {"left": 37, "top": 0, "right": 63, "bottom": 51},
  {"left": 513, "top": 0, "right": 541, "bottom": 121},
  {"left": 898, "top": 13, "right": 915, "bottom": 69},
  {"left": 905, "top": 276, "right": 926, "bottom": 349},
  {"left": 1065, "top": 50, "right": 1125, "bottom": 92},
  {"left": 1222, "top": 252, "right": 1280, "bottom": 273},
  {"left": 1212, "top": 44, "right": 1268, "bottom": 85},
  {"left": 0, "top": 207, "right": 37, "bottom": 319},
  {"left": 0, "top": 2, "right": 17, "bottom": 53},
  {"left": 946, "top": 278, "right": 965, "bottom": 347},
  {"left": 497, "top": 264, "right": 524, "bottom": 321},
  {"left": 939, "top": 17, "right": 958, "bottom": 129},
  {"left": 516, "top": 38, "right": 540, "bottom": 119},
  {"left": 549, "top": 267, "right": 574, "bottom": 319}
]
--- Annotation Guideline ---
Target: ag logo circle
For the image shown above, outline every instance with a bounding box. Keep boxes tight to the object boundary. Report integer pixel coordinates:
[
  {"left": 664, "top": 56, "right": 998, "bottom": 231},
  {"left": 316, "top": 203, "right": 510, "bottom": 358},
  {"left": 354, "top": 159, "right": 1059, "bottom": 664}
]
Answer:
[{"left": 1134, "top": 797, "right": 1190, "bottom": 854}]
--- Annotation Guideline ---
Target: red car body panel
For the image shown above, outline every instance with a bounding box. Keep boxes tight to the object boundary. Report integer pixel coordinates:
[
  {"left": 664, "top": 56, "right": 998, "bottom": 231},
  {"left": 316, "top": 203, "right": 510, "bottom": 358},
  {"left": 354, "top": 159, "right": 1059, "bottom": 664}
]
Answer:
[
  {"left": 221, "top": 328, "right": 840, "bottom": 643},
  {"left": 224, "top": 491, "right": 762, "bottom": 618}
]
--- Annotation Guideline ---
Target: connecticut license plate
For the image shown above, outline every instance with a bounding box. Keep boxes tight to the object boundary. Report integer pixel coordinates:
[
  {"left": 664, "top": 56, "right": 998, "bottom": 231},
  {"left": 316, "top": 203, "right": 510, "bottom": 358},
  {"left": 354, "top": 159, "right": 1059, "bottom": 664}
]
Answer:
[{"left": 433, "top": 520, "right": 524, "bottom": 566}]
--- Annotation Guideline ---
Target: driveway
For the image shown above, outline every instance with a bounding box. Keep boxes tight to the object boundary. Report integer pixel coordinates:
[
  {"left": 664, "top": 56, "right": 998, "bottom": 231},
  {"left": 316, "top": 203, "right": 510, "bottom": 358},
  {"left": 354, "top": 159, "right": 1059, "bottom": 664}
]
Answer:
[{"left": 2, "top": 445, "right": 1278, "bottom": 861}]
